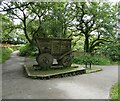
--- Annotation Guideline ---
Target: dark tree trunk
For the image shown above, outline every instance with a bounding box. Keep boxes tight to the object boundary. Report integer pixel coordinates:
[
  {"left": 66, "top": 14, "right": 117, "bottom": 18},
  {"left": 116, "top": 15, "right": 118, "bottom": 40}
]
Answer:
[
  {"left": 85, "top": 62, "right": 87, "bottom": 68},
  {"left": 23, "top": 16, "right": 33, "bottom": 44},
  {"left": 84, "top": 34, "right": 89, "bottom": 53},
  {"left": 23, "top": 27, "right": 32, "bottom": 44},
  {"left": 90, "top": 63, "right": 92, "bottom": 68}
]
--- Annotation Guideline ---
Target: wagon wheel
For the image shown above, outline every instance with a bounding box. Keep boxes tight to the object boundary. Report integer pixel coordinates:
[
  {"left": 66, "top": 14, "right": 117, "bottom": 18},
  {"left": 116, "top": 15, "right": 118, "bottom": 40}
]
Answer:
[
  {"left": 36, "top": 53, "right": 53, "bottom": 69},
  {"left": 61, "top": 55, "right": 72, "bottom": 67}
]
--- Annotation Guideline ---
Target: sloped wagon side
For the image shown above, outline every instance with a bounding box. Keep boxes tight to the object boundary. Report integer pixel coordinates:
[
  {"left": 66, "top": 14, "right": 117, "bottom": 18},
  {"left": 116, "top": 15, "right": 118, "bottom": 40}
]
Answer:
[{"left": 35, "top": 38, "right": 73, "bottom": 69}]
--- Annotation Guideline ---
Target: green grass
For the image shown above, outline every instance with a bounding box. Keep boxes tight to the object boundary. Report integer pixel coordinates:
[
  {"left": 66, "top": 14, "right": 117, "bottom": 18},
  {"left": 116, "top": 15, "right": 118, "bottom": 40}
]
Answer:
[
  {"left": 110, "top": 83, "right": 120, "bottom": 100},
  {"left": 0, "top": 47, "right": 13, "bottom": 64},
  {"left": 25, "top": 65, "right": 83, "bottom": 76}
]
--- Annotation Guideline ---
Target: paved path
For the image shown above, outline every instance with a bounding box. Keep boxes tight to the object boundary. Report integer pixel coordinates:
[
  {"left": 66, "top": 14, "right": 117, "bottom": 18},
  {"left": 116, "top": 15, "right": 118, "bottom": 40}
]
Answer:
[{"left": 2, "top": 51, "right": 118, "bottom": 99}]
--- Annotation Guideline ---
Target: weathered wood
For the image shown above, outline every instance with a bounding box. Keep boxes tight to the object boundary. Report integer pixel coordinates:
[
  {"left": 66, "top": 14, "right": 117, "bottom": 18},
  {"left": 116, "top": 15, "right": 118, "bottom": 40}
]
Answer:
[
  {"left": 36, "top": 38, "right": 72, "bottom": 58},
  {"left": 36, "top": 37, "right": 73, "bottom": 68}
]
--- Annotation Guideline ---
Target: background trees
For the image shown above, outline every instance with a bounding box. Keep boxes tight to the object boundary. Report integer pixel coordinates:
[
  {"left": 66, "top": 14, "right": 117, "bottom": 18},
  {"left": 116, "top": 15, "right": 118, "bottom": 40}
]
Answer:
[
  {"left": 0, "top": 13, "right": 25, "bottom": 44},
  {"left": 0, "top": 1, "right": 118, "bottom": 61},
  {"left": 68, "top": 2, "right": 117, "bottom": 53}
]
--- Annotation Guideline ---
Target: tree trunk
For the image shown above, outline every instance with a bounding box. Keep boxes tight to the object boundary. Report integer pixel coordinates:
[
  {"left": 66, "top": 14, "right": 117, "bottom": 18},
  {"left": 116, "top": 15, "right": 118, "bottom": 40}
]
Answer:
[
  {"left": 22, "top": 11, "right": 33, "bottom": 45},
  {"left": 85, "top": 63, "right": 87, "bottom": 68},
  {"left": 23, "top": 20, "right": 33, "bottom": 44},
  {"left": 84, "top": 35, "right": 89, "bottom": 53},
  {"left": 90, "top": 63, "right": 92, "bottom": 69},
  {"left": 63, "top": 23, "right": 67, "bottom": 37}
]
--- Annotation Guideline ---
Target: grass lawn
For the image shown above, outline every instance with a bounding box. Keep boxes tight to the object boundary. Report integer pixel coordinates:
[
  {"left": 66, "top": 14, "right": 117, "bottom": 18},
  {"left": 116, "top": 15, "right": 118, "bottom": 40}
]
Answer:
[{"left": 110, "top": 83, "right": 120, "bottom": 100}]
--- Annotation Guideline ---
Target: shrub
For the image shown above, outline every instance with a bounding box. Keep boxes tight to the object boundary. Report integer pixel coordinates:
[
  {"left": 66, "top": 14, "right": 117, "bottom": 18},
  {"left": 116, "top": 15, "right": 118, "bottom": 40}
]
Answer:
[
  {"left": 19, "top": 43, "right": 38, "bottom": 57},
  {"left": 0, "top": 47, "right": 13, "bottom": 63},
  {"left": 73, "top": 52, "right": 111, "bottom": 65},
  {"left": 96, "top": 41, "right": 120, "bottom": 62},
  {"left": 92, "top": 56, "right": 110, "bottom": 65},
  {"left": 10, "top": 45, "right": 22, "bottom": 51}
]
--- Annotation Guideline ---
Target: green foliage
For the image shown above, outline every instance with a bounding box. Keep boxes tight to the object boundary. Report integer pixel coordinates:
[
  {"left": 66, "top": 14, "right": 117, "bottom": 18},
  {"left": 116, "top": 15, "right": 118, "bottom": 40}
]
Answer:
[
  {"left": 92, "top": 57, "right": 111, "bottom": 65},
  {"left": 99, "top": 41, "right": 120, "bottom": 62},
  {"left": 9, "top": 45, "right": 21, "bottom": 51},
  {"left": 69, "top": 2, "right": 117, "bottom": 53},
  {"left": 0, "top": 2, "right": 118, "bottom": 55},
  {"left": 19, "top": 43, "right": 38, "bottom": 57},
  {"left": 0, "top": 13, "right": 13, "bottom": 43},
  {"left": 0, "top": 47, "right": 13, "bottom": 63},
  {"left": 110, "top": 83, "right": 120, "bottom": 100},
  {"left": 73, "top": 52, "right": 111, "bottom": 65},
  {"left": 27, "top": 2, "right": 68, "bottom": 39},
  {"left": 0, "top": 13, "right": 25, "bottom": 44}
]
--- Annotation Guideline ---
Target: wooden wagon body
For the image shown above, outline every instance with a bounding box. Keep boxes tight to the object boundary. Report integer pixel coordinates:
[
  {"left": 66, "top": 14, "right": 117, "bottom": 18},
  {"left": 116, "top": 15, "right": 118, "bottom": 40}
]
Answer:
[
  {"left": 36, "top": 38, "right": 72, "bottom": 59},
  {"left": 35, "top": 37, "right": 73, "bottom": 69}
]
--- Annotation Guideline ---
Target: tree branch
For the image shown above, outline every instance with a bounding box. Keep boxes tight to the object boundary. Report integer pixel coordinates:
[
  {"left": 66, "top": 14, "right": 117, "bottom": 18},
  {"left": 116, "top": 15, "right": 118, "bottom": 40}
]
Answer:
[{"left": 0, "top": 2, "right": 32, "bottom": 12}]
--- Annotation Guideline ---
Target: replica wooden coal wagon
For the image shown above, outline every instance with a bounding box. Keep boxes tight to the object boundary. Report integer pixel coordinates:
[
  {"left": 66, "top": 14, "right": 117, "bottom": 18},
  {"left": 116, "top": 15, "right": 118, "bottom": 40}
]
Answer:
[{"left": 35, "top": 38, "right": 74, "bottom": 69}]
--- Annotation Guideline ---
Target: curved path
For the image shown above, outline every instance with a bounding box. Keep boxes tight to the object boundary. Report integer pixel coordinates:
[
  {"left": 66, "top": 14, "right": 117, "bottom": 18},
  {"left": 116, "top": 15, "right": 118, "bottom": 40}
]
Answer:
[{"left": 2, "top": 51, "right": 118, "bottom": 99}]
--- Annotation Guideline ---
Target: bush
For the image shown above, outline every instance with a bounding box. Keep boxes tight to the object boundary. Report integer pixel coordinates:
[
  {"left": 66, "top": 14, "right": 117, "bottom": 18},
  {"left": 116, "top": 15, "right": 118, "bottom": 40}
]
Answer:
[
  {"left": 96, "top": 41, "right": 120, "bottom": 62},
  {"left": 92, "top": 57, "right": 110, "bottom": 65},
  {"left": 73, "top": 52, "right": 111, "bottom": 65},
  {"left": 10, "top": 45, "right": 22, "bottom": 51},
  {"left": 0, "top": 47, "right": 13, "bottom": 63},
  {"left": 19, "top": 43, "right": 38, "bottom": 57}
]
